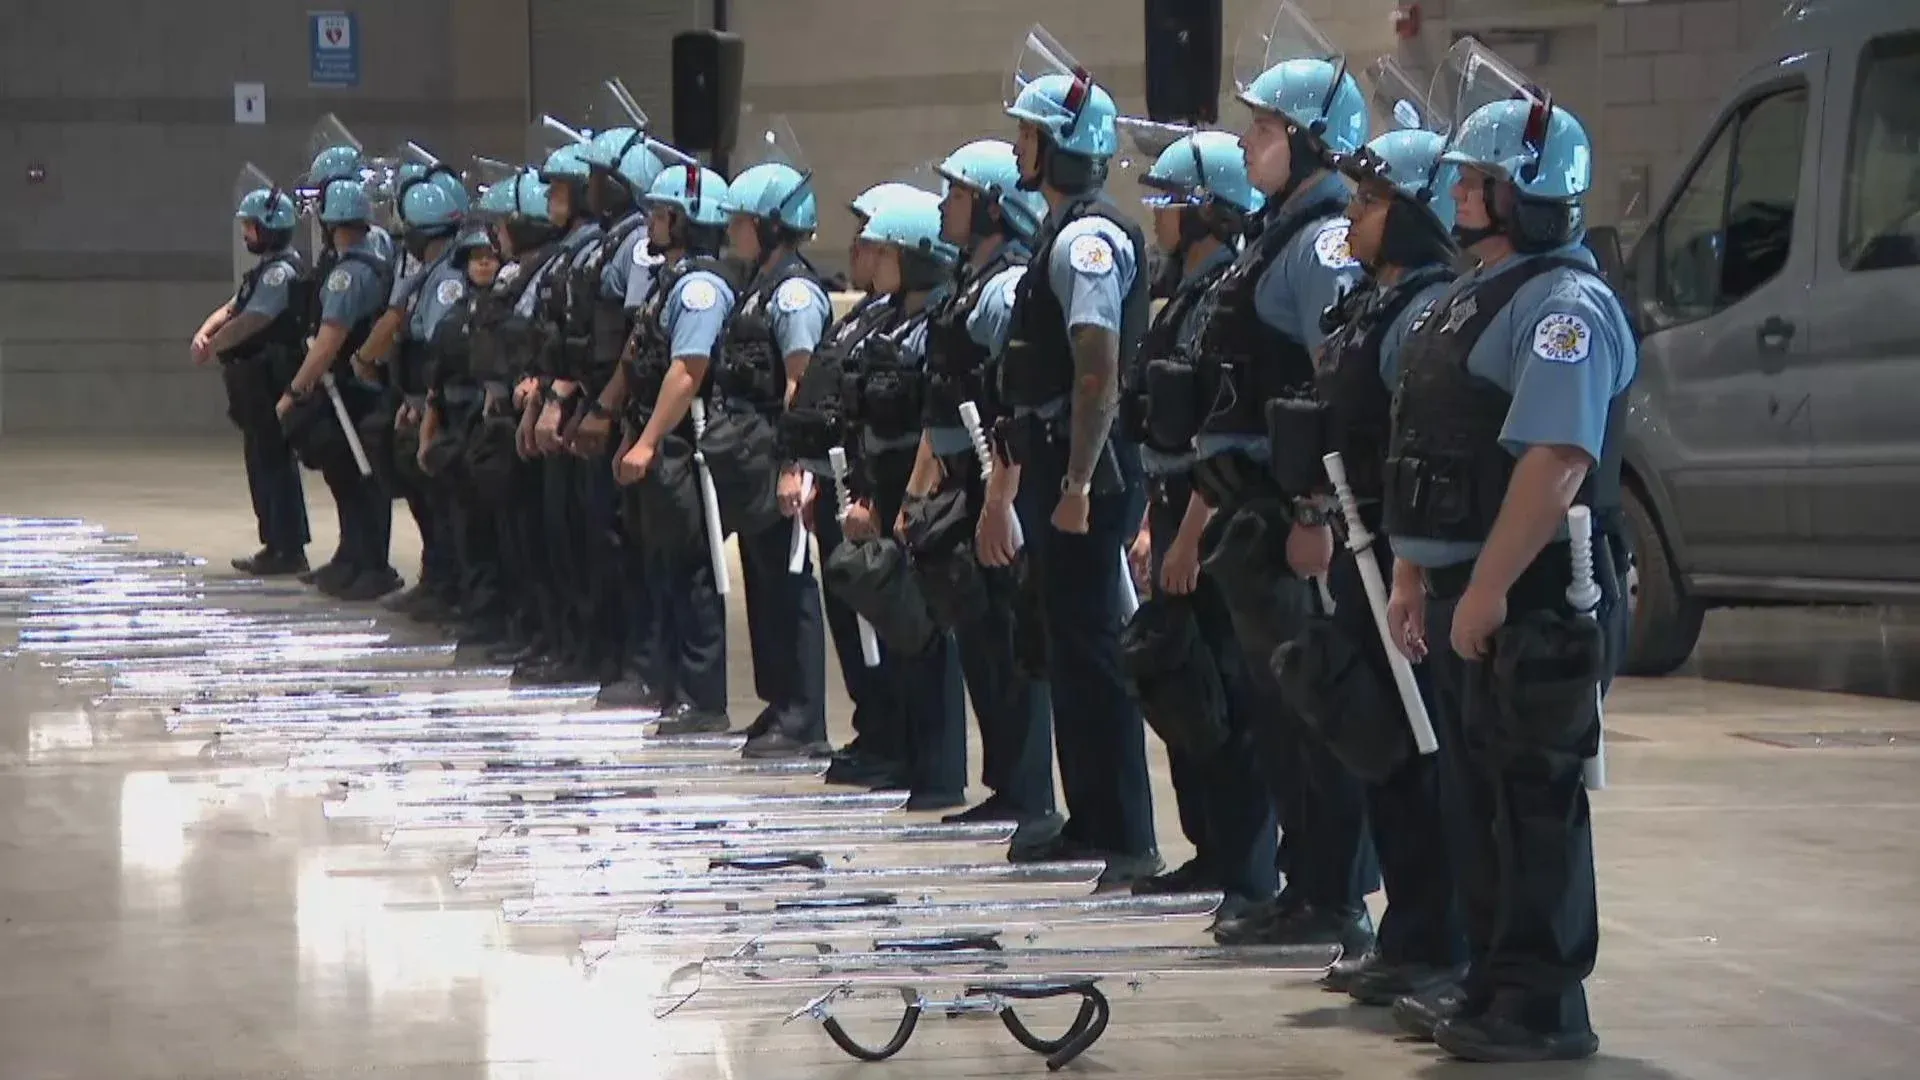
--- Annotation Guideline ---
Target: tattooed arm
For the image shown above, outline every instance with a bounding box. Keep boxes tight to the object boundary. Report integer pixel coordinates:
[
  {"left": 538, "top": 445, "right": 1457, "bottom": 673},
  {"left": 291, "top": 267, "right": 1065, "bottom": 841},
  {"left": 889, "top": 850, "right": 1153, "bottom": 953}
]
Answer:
[{"left": 1065, "top": 323, "right": 1119, "bottom": 489}]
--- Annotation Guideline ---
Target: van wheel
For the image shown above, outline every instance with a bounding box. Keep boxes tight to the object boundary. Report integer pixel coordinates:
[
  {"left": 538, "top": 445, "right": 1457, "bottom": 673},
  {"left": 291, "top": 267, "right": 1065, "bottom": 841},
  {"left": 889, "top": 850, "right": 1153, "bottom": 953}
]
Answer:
[{"left": 1620, "top": 484, "right": 1704, "bottom": 676}]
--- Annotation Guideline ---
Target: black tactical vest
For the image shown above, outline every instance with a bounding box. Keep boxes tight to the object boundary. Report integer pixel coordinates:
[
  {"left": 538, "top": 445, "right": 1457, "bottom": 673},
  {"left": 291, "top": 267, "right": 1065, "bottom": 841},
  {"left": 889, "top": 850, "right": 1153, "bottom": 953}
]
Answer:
[
  {"left": 1192, "top": 195, "right": 1345, "bottom": 436},
  {"left": 623, "top": 254, "right": 737, "bottom": 426},
  {"left": 468, "top": 247, "right": 563, "bottom": 387},
  {"left": 1383, "top": 256, "right": 1626, "bottom": 542},
  {"left": 317, "top": 248, "right": 394, "bottom": 383},
  {"left": 584, "top": 213, "right": 650, "bottom": 392},
  {"left": 425, "top": 291, "right": 480, "bottom": 394},
  {"left": 717, "top": 253, "right": 822, "bottom": 412},
  {"left": 535, "top": 226, "right": 606, "bottom": 380},
  {"left": 844, "top": 302, "right": 931, "bottom": 444},
  {"left": 394, "top": 251, "right": 459, "bottom": 397},
  {"left": 221, "top": 251, "right": 311, "bottom": 364},
  {"left": 924, "top": 247, "right": 1023, "bottom": 430},
  {"left": 1314, "top": 263, "right": 1454, "bottom": 501},
  {"left": 780, "top": 293, "right": 895, "bottom": 463},
  {"left": 998, "top": 195, "right": 1150, "bottom": 411},
  {"left": 1122, "top": 254, "right": 1232, "bottom": 455}
]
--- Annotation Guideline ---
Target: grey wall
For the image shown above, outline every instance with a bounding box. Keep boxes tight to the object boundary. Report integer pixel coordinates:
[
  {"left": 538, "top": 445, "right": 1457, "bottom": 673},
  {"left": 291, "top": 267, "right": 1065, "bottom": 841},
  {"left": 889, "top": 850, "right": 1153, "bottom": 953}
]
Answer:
[{"left": 2, "top": 0, "right": 1797, "bottom": 435}]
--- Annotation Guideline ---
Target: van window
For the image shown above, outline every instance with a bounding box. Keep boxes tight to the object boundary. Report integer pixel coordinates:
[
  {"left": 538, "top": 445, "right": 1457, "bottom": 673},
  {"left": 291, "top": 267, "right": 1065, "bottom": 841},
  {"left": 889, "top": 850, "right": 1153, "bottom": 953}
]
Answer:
[
  {"left": 1649, "top": 86, "right": 1808, "bottom": 324},
  {"left": 1842, "top": 33, "right": 1920, "bottom": 272}
]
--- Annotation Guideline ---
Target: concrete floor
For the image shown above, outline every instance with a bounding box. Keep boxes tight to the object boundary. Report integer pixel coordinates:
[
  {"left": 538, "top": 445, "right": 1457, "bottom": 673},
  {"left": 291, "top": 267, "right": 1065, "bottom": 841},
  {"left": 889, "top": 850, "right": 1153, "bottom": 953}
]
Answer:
[{"left": 2, "top": 435, "right": 1918, "bottom": 1080}]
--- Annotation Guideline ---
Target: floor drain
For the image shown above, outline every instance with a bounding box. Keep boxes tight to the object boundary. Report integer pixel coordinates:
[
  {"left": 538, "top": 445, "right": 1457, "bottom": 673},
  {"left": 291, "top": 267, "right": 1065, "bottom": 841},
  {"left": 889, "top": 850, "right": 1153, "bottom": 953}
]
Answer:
[{"left": 1733, "top": 730, "right": 1914, "bottom": 750}]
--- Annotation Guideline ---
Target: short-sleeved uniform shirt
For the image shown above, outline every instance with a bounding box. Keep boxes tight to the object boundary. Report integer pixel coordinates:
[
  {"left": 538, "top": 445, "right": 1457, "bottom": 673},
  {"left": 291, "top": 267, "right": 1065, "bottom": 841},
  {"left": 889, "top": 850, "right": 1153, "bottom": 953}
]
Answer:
[
  {"left": 319, "top": 236, "right": 389, "bottom": 331},
  {"left": 238, "top": 251, "right": 299, "bottom": 320}
]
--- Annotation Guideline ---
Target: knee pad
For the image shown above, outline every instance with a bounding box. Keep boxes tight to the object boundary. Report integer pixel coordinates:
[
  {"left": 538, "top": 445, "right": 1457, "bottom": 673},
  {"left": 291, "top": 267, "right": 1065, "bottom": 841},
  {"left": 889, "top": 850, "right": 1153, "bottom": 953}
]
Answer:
[
  {"left": 1271, "top": 616, "right": 1413, "bottom": 784},
  {"left": 1486, "top": 610, "right": 1606, "bottom": 763},
  {"left": 1121, "top": 596, "right": 1229, "bottom": 758},
  {"left": 824, "top": 537, "right": 941, "bottom": 657}
]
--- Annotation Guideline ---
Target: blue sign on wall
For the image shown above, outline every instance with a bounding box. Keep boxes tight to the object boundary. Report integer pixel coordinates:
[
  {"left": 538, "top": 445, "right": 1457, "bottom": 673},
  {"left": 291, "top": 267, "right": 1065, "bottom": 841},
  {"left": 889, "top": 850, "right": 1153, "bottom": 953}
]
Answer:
[{"left": 309, "top": 11, "right": 361, "bottom": 88}]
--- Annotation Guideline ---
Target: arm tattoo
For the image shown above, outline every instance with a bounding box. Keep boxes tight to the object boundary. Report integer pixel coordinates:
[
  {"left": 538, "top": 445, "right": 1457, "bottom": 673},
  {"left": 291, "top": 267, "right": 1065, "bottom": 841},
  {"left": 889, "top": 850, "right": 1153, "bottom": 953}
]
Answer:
[{"left": 1066, "top": 324, "right": 1119, "bottom": 488}]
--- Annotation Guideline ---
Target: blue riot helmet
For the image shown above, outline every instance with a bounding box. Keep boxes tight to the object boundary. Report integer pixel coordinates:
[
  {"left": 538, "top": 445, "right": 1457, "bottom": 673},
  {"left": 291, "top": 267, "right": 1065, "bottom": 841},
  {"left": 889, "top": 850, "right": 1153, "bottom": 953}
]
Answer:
[
  {"left": 647, "top": 163, "right": 731, "bottom": 254},
  {"left": 1430, "top": 36, "right": 1591, "bottom": 251},
  {"left": 576, "top": 77, "right": 656, "bottom": 210},
  {"left": 1231, "top": 1, "right": 1369, "bottom": 198},
  {"left": 860, "top": 187, "right": 959, "bottom": 293},
  {"left": 398, "top": 183, "right": 462, "bottom": 261},
  {"left": 1322, "top": 57, "right": 1460, "bottom": 270},
  {"left": 396, "top": 141, "right": 471, "bottom": 215},
  {"left": 1004, "top": 26, "right": 1119, "bottom": 193},
  {"left": 851, "top": 182, "right": 926, "bottom": 224},
  {"left": 470, "top": 157, "right": 522, "bottom": 220},
  {"left": 936, "top": 138, "right": 1047, "bottom": 246},
  {"left": 317, "top": 178, "right": 373, "bottom": 228},
  {"left": 301, "top": 113, "right": 367, "bottom": 222},
  {"left": 724, "top": 114, "right": 819, "bottom": 264},
  {"left": 232, "top": 163, "right": 296, "bottom": 286},
  {"left": 530, "top": 115, "right": 595, "bottom": 226},
  {"left": 449, "top": 227, "right": 500, "bottom": 285},
  {"left": 1123, "top": 122, "right": 1266, "bottom": 261}
]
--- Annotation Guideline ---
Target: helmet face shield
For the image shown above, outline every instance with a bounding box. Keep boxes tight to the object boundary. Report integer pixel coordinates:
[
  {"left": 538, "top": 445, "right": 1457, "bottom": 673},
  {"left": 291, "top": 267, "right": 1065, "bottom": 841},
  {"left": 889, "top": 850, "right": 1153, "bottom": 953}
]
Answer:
[
  {"left": 1430, "top": 37, "right": 1553, "bottom": 184},
  {"left": 1233, "top": 0, "right": 1341, "bottom": 99},
  {"left": 1006, "top": 24, "right": 1089, "bottom": 135}
]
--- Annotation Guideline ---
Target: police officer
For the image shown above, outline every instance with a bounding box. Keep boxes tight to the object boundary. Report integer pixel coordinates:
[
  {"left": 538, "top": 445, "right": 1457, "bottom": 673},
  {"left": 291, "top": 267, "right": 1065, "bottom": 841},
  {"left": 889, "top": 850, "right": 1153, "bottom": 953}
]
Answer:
[
  {"left": 1380, "top": 44, "right": 1631, "bottom": 1063},
  {"left": 274, "top": 176, "right": 399, "bottom": 601},
  {"left": 1306, "top": 124, "right": 1469, "bottom": 1006},
  {"left": 570, "top": 131, "right": 669, "bottom": 709},
  {"left": 603, "top": 163, "right": 736, "bottom": 735},
  {"left": 1118, "top": 129, "right": 1277, "bottom": 920},
  {"left": 1199, "top": 35, "right": 1377, "bottom": 953},
  {"left": 713, "top": 148, "right": 831, "bottom": 758},
  {"left": 900, "top": 139, "right": 1061, "bottom": 846},
  {"left": 977, "top": 33, "right": 1159, "bottom": 883},
  {"left": 195, "top": 174, "right": 310, "bottom": 576}
]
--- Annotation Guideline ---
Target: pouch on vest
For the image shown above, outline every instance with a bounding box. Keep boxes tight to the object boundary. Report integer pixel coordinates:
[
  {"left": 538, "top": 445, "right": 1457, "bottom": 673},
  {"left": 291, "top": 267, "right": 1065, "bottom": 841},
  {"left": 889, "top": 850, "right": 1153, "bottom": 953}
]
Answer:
[
  {"left": 824, "top": 538, "right": 942, "bottom": 657},
  {"left": 780, "top": 351, "right": 846, "bottom": 461},
  {"left": 1271, "top": 616, "right": 1413, "bottom": 784},
  {"left": 1121, "top": 596, "right": 1230, "bottom": 759},
  {"left": 699, "top": 407, "right": 783, "bottom": 539},
  {"left": 1383, "top": 452, "right": 1487, "bottom": 539},
  {"left": 1484, "top": 609, "right": 1605, "bottom": 763},
  {"left": 1265, "top": 394, "right": 1330, "bottom": 497},
  {"left": 631, "top": 433, "right": 705, "bottom": 558}
]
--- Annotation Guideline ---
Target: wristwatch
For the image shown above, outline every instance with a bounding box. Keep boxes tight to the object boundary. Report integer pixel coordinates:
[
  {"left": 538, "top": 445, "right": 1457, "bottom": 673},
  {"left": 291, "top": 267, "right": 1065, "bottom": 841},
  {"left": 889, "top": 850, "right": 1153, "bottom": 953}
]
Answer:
[{"left": 1061, "top": 477, "right": 1093, "bottom": 497}]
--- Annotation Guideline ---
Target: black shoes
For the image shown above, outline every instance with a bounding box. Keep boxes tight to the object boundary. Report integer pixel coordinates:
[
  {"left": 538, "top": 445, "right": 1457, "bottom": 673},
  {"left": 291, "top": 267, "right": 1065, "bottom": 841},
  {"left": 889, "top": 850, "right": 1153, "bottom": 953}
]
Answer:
[
  {"left": 652, "top": 703, "right": 732, "bottom": 737},
  {"left": 1348, "top": 959, "right": 1469, "bottom": 1008},
  {"left": 1132, "top": 858, "right": 1211, "bottom": 896},
  {"left": 1211, "top": 898, "right": 1376, "bottom": 956},
  {"left": 596, "top": 675, "right": 666, "bottom": 710},
  {"left": 1392, "top": 983, "right": 1476, "bottom": 1042},
  {"left": 944, "top": 796, "right": 1066, "bottom": 856},
  {"left": 741, "top": 728, "right": 832, "bottom": 759},
  {"left": 232, "top": 547, "right": 309, "bottom": 576},
  {"left": 1007, "top": 832, "right": 1163, "bottom": 889},
  {"left": 1435, "top": 1011, "right": 1599, "bottom": 1063},
  {"left": 332, "top": 568, "right": 403, "bottom": 602}
]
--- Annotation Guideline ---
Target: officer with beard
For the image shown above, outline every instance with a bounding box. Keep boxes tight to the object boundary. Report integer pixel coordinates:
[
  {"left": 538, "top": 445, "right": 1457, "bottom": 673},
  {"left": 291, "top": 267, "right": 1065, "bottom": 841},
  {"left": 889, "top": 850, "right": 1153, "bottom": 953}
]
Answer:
[
  {"left": 1116, "top": 129, "right": 1276, "bottom": 921},
  {"left": 275, "top": 177, "right": 398, "bottom": 601},
  {"left": 1297, "top": 124, "right": 1468, "bottom": 1007},
  {"left": 977, "top": 30, "right": 1159, "bottom": 883},
  {"left": 195, "top": 175, "right": 310, "bottom": 577},
  {"left": 1199, "top": 34, "right": 1377, "bottom": 955},
  {"left": 898, "top": 139, "right": 1062, "bottom": 849},
  {"left": 713, "top": 146, "right": 831, "bottom": 759},
  {"left": 604, "top": 164, "right": 737, "bottom": 736},
  {"left": 1381, "top": 44, "right": 1631, "bottom": 1063},
  {"left": 568, "top": 131, "right": 669, "bottom": 709}
]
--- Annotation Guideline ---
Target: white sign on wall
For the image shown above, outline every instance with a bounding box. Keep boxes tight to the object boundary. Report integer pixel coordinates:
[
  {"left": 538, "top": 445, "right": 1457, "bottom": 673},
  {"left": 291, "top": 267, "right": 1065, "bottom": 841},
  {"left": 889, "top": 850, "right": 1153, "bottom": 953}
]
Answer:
[{"left": 234, "top": 82, "right": 267, "bottom": 125}]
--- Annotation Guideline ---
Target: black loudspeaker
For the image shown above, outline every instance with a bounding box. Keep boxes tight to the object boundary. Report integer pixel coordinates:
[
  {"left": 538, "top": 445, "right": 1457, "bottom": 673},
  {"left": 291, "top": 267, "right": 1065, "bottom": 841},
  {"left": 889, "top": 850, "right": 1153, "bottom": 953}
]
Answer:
[
  {"left": 1144, "top": 0, "right": 1224, "bottom": 124},
  {"left": 671, "top": 30, "right": 745, "bottom": 155}
]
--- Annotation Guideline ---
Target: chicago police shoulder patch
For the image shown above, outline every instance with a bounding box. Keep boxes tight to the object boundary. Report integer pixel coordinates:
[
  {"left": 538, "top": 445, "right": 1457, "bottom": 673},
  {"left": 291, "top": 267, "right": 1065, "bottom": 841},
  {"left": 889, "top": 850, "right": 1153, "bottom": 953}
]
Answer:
[
  {"left": 680, "top": 277, "right": 719, "bottom": 313},
  {"left": 775, "top": 278, "right": 816, "bottom": 314},
  {"left": 262, "top": 264, "right": 292, "bottom": 288},
  {"left": 1312, "top": 222, "right": 1359, "bottom": 270},
  {"left": 325, "top": 268, "right": 352, "bottom": 294},
  {"left": 435, "top": 278, "right": 465, "bottom": 306},
  {"left": 1531, "top": 312, "right": 1593, "bottom": 364},
  {"left": 1067, "top": 233, "right": 1116, "bottom": 276}
]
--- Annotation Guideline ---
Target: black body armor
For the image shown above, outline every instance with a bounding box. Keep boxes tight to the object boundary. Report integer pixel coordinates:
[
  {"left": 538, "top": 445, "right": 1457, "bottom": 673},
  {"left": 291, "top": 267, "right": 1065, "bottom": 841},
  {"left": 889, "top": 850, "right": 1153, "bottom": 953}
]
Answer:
[
  {"left": 534, "top": 226, "right": 606, "bottom": 382},
  {"left": 219, "top": 251, "right": 310, "bottom": 431},
  {"left": 621, "top": 255, "right": 736, "bottom": 428},
  {"left": 583, "top": 214, "right": 649, "bottom": 395},
  {"left": 393, "top": 257, "right": 461, "bottom": 399},
  {"left": 1383, "top": 256, "right": 1625, "bottom": 541},
  {"left": 1191, "top": 196, "right": 1345, "bottom": 438},
  {"left": 304, "top": 247, "right": 393, "bottom": 382},
  {"left": 1120, "top": 255, "right": 1231, "bottom": 455},
  {"left": 842, "top": 306, "right": 931, "bottom": 446},
  {"left": 716, "top": 253, "right": 821, "bottom": 412},
  {"left": 924, "top": 248, "right": 1022, "bottom": 431},
  {"left": 1313, "top": 264, "right": 1454, "bottom": 501},
  {"left": 781, "top": 294, "right": 892, "bottom": 463},
  {"left": 467, "top": 248, "right": 563, "bottom": 396},
  {"left": 998, "top": 196, "right": 1150, "bottom": 411}
]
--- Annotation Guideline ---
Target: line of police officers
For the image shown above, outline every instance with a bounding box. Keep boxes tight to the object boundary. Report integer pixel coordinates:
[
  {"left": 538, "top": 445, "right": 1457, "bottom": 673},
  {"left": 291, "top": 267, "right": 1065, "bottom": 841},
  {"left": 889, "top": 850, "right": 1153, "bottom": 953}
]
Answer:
[{"left": 201, "top": 6, "right": 1632, "bottom": 1062}]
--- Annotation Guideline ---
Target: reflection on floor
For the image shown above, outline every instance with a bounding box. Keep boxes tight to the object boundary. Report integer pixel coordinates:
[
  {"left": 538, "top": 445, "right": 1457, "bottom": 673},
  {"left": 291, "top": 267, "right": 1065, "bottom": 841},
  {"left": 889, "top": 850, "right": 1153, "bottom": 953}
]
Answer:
[{"left": 0, "top": 436, "right": 1917, "bottom": 1080}]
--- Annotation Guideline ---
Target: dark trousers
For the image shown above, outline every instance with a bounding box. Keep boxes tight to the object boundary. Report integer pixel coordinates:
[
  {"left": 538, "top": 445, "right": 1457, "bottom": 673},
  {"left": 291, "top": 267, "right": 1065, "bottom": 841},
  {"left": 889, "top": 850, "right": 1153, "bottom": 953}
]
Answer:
[
  {"left": 573, "top": 447, "right": 627, "bottom": 677},
  {"left": 1327, "top": 529, "right": 1464, "bottom": 967},
  {"left": 1013, "top": 439, "right": 1155, "bottom": 858},
  {"left": 953, "top": 563, "right": 1057, "bottom": 816},
  {"left": 319, "top": 460, "right": 391, "bottom": 575},
  {"left": 496, "top": 458, "right": 549, "bottom": 646},
  {"left": 450, "top": 490, "right": 504, "bottom": 624},
  {"left": 642, "top": 529, "right": 728, "bottom": 714},
  {"left": 1146, "top": 476, "right": 1279, "bottom": 900},
  {"left": 869, "top": 470, "right": 967, "bottom": 800},
  {"left": 396, "top": 474, "right": 456, "bottom": 594},
  {"left": 813, "top": 505, "right": 906, "bottom": 765},
  {"left": 1421, "top": 549, "right": 1618, "bottom": 1034},
  {"left": 242, "top": 426, "right": 309, "bottom": 553},
  {"left": 1249, "top": 650, "right": 1377, "bottom": 913},
  {"left": 737, "top": 518, "right": 828, "bottom": 742}
]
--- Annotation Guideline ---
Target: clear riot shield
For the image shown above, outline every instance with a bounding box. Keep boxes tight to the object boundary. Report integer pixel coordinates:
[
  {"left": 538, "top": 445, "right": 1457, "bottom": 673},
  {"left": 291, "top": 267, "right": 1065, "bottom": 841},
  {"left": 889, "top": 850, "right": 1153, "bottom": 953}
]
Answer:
[
  {"left": 1230, "top": 0, "right": 1347, "bottom": 102},
  {"left": 1004, "top": 24, "right": 1088, "bottom": 128},
  {"left": 469, "top": 155, "right": 521, "bottom": 218},
  {"left": 1367, "top": 55, "right": 1443, "bottom": 135},
  {"left": 1427, "top": 36, "right": 1554, "bottom": 181},
  {"left": 232, "top": 162, "right": 276, "bottom": 288},
  {"left": 527, "top": 113, "right": 589, "bottom": 168},
  {"left": 583, "top": 75, "right": 649, "bottom": 139}
]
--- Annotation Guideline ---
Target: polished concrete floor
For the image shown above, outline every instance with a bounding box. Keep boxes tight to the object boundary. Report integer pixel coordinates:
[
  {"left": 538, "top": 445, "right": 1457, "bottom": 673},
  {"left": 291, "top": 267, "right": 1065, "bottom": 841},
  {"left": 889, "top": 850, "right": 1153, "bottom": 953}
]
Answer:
[{"left": 1, "top": 435, "right": 1918, "bottom": 1080}]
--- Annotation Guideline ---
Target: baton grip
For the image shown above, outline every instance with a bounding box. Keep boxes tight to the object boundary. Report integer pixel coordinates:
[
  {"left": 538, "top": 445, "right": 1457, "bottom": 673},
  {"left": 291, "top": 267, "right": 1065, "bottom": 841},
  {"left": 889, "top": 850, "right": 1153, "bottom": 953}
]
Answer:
[
  {"left": 828, "top": 447, "right": 883, "bottom": 668},
  {"left": 788, "top": 473, "right": 813, "bottom": 575},
  {"left": 690, "top": 400, "right": 733, "bottom": 597},
  {"left": 1566, "top": 505, "right": 1606, "bottom": 791}
]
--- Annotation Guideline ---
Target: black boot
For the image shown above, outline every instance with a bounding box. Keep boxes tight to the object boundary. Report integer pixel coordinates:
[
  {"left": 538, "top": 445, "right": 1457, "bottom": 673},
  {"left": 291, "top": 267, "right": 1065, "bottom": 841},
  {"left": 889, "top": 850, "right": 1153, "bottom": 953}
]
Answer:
[
  {"left": 1392, "top": 983, "right": 1476, "bottom": 1042},
  {"left": 1435, "top": 1011, "right": 1598, "bottom": 1063},
  {"left": 1349, "top": 960, "right": 1469, "bottom": 1008}
]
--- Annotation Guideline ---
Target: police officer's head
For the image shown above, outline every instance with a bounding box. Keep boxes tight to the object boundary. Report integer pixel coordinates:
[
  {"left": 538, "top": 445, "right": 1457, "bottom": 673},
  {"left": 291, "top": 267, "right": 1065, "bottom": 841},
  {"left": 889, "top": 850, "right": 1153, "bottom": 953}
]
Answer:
[
  {"left": 1444, "top": 97, "right": 1592, "bottom": 255},
  {"left": 1141, "top": 131, "right": 1265, "bottom": 260},
  {"left": 235, "top": 187, "right": 298, "bottom": 255},
  {"left": 317, "top": 179, "right": 374, "bottom": 250},
  {"left": 723, "top": 162, "right": 816, "bottom": 266},
  {"left": 1334, "top": 129, "right": 1459, "bottom": 271},
  {"left": 538, "top": 144, "right": 596, "bottom": 228},
  {"left": 1006, "top": 72, "right": 1119, "bottom": 196},
  {"left": 1237, "top": 58, "right": 1368, "bottom": 204},
  {"left": 477, "top": 169, "right": 559, "bottom": 260},
  {"left": 396, "top": 160, "right": 471, "bottom": 217},
  {"left": 860, "top": 189, "right": 958, "bottom": 297},
  {"left": 451, "top": 228, "right": 501, "bottom": 290},
  {"left": 849, "top": 183, "right": 919, "bottom": 293},
  {"left": 936, "top": 139, "right": 1047, "bottom": 252},
  {"left": 398, "top": 181, "right": 463, "bottom": 261},
  {"left": 609, "top": 141, "right": 668, "bottom": 223},
  {"left": 646, "top": 164, "right": 731, "bottom": 257},
  {"left": 581, "top": 126, "right": 652, "bottom": 219}
]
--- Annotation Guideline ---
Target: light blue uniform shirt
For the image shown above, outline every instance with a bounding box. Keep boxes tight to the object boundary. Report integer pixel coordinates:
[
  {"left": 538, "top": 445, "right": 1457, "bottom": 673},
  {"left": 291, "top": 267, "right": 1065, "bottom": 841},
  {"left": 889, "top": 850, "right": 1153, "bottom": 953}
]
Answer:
[
  {"left": 597, "top": 214, "right": 656, "bottom": 309},
  {"left": 388, "top": 250, "right": 423, "bottom": 308},
  {"left": 1390, "top": 240, "right": 1639, "bottom": 568},
  {"left": 1141, "top": 244, "right": 1236, "bottom": 477},
  {"left": 319, "top": 236, "right": 388, "bottom": 329},
  {"left": 239, "top": 252, "right": 298, "bottom": 320},
  {"left": 1010, "top": 206, "right": 1139, "bottom": 423},
  {"left": 403, "top": 253, "right": 467, "bottom": 344},
  {"left": 926, "top": 248, "right": 1031, "bottom": 457},
  {"left": 665, "top": 268, "right": 736, "bottom": 361},
  {"left": 765, "top": 272, "right": 833, "bottom": 358}
]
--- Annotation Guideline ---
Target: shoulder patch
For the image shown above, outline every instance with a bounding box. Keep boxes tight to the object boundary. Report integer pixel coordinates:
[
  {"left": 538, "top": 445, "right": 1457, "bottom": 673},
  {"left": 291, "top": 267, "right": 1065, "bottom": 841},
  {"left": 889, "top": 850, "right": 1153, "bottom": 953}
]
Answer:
[
  {"left": 776, "top": 278, "right": 816, "bottom": 314},
  {"left": 680, "top": 277, "right": 719, "bottom": 313},
  {"left": 1067, "top": 234, "right": 1116, "bottom": 276},
  {"left": 1000, "top": 271, "right": 1023, "bottom": 307},
  {"left": 1312, "top": 222, "right": 1359, "bottom": 270},
  {"left": 325, "top": 268, "right": 352, "bottom": 294},
  {"left": 262, "top": 264, "right": 292, "bottom": 288},
  {"left": 1531, "top": 312, "right": 1593, "bottom": 364},
  {"left": 435, "top": 278, "right": 465, "bottom": 306}
]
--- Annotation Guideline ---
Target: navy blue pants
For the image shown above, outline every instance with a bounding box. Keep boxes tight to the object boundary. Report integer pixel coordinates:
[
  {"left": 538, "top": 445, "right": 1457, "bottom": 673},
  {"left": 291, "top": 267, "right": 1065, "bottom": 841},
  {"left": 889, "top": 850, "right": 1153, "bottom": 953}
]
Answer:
[
  {"left": 242, "top": 427, "right": 309, "bottom": 553},
  {"left": 641, "top": 525, "right": 729, "bottom": 715},
  {"left": 813, "top": 504, "right": 905, "bottom": 765},
  {"left": 737, "top": 516, "right": 829, "bottom": 742}
]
